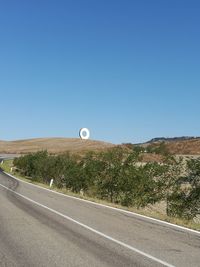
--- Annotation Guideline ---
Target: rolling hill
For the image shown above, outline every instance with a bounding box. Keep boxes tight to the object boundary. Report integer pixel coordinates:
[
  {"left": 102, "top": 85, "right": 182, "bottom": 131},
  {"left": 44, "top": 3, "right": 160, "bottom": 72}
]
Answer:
[
  {"left": 1, "top": 137, "right": 200, "bottom": 156},
  {"left": 143, "top": 137, "right": 200, "bottom": 155},
  {"left": 0, "top": 138, "right": 115, "bottom": 154},
  {"left": 164, "top": 138, "right": 200, "bottom": 155},
  {"left": 146, "top": 136, "right": 200, "bottom": 143}
]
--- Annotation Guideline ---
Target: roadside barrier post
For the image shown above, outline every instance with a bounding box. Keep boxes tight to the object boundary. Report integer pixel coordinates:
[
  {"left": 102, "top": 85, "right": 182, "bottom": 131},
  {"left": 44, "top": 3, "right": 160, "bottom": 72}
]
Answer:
[{"left": 50, "top": 179, "right": 54, "bottom": 188}]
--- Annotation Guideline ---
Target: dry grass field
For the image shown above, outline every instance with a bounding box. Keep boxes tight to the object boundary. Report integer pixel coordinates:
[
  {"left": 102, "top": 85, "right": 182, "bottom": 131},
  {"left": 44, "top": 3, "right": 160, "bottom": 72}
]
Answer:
[
  {"left": 0, "top": 138, "right": 115, "bottom": 154},
  {"left": 166, "top": 138, "right": 200, "bottom": 155},
  {"left": 140, "top": 138, "right": 200, "bottom": 155},
  {"left": 1, "top": 137, "right": 200, "bottom": 156}
]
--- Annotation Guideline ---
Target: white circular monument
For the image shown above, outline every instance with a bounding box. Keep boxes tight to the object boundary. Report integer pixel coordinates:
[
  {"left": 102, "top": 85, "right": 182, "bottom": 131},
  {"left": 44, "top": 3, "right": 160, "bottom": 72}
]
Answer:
[{"left": 79, "top": 128, "right": 90, "bottom": 140}]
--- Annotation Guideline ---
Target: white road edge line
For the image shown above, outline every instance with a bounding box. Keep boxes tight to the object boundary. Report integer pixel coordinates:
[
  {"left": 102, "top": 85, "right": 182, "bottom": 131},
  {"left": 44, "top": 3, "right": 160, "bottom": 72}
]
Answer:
[
  {"left": 3, "top": 171, "right": 200, "bottom": 236},
  {"left": 0, "top": 182, "right": 174, "bottom": 267}
]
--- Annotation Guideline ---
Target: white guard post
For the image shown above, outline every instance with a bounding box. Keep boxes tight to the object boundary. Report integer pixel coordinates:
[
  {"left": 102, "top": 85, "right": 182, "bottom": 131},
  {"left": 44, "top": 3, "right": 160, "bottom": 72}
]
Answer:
[{"left": 50, "top": 179, "right": 54, "bottom": 188}]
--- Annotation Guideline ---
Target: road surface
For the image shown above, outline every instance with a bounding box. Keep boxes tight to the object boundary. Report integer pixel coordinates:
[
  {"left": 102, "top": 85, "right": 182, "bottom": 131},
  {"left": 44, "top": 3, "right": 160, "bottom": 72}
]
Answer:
[{"left": 0, "top": 167, "right": 199, "bottom": 266}]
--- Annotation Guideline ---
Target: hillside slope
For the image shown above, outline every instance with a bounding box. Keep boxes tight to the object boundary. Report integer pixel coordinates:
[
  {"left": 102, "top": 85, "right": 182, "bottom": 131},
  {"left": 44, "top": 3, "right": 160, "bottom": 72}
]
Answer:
[
  {"left": 0, "top": 138, "right": 115, "bottom": 154},
  {"left": 166, "top": 138, "right": 200, "bottom": 155},
  {"left": 142, "top": 138, "right": 200, "bottom": 155}
]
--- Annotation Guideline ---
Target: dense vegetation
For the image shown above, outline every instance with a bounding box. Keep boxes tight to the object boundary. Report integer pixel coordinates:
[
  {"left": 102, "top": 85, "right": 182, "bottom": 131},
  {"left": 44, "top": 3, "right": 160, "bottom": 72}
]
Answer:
[{"left": 13, "top": 147, "right": 200, "bottom": 220}]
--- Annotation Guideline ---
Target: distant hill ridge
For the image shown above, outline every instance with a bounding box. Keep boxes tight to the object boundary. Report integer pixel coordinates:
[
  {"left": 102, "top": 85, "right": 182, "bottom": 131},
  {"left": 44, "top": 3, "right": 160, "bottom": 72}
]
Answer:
[
  {"left": 146, "top": 136, "right": 200, "bottom": 143},
  {"left": 127, "top": 136, "right": 200, "bottom": 155},
  {"left": 143, "top": 136, "right": 200, "bottom": 155}
]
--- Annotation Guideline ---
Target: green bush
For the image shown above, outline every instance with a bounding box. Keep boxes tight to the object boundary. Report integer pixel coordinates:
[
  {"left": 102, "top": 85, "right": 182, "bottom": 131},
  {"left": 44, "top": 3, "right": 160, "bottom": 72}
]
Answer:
[
  {"left": 14, "top": 149, "right": 200, "bottom": 222},
  {"left": 167, "top": 158, "right": 200, "bottom": 220},
  {"left": 146, "top": 142, "right": 170, "bottom": 156}
]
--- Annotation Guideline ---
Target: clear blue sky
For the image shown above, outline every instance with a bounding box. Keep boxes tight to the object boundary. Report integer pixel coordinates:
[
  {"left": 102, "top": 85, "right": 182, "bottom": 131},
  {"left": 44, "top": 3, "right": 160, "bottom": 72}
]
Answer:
[{"left": 0, "top": 0, "right": 199, "bottom": 144}]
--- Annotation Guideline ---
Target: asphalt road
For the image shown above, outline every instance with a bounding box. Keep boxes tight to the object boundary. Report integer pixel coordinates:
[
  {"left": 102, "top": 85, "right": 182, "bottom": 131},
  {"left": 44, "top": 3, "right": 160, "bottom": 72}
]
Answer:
[{"left": 0, "top": 169, "right": 200, "bottom": 267}]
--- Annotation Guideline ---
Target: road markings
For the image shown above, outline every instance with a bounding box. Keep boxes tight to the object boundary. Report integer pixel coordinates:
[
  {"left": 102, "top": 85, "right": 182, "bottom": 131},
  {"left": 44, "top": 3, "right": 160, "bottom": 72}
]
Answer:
[
  {"left": 4, "top": 171, "right": 200, "bottom": 236},
  {"left": 0, "top": 182, "right": 174, "bottom": 267}
]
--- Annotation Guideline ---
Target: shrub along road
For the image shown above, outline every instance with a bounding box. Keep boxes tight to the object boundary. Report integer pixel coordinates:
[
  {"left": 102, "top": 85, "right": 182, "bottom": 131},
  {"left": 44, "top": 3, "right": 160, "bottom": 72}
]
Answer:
[{"left": 0, "top": 170, "right": 200, "bottom": 267}]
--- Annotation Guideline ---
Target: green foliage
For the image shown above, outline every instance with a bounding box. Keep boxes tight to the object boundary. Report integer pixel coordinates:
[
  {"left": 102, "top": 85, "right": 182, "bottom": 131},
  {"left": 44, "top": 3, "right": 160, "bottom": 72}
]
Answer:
[
  {"left": 14, "top": 151, "right": 49, "bottom": 181},
  {"left": 0, "top": 159, "right": 13, "bottom": 173},
  {"left": 132, "top": 145, "right": 146, "bottom": 153},
  {"left": 146, "top": 142, "right": 170, "bottom": 156},
  {"left": 122, "top": 143, "right": 146, "bottom": 153},
  {"left": 13, "top": 149, "right": 200, "bottom": 221},
  {"left": 167, "top": 158, "right": 200, "bottom": 220},
  {"left": 94, "top": 147, "right": 130, "bottom": 203}
]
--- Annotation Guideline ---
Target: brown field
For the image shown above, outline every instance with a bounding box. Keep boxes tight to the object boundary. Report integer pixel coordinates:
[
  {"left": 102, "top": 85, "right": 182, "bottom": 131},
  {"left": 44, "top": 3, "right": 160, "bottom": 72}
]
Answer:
[
  {"left": 166, "top": 138, "right": 200, "bottom": 155},
  {"left": 1, "top": 137, "right": 200, "bottom": 157},
  {"left": 144, "top": 138, "right": 200, "bottom": 155},
  {"left": 0, "top": 138, "right": 115, "bottom": 155}
]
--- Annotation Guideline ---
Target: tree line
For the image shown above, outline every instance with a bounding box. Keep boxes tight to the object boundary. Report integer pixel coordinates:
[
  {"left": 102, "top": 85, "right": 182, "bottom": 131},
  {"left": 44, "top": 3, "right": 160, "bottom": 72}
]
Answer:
[{"left": 13, "top": 147, "right": 200, "bottom": 220}]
